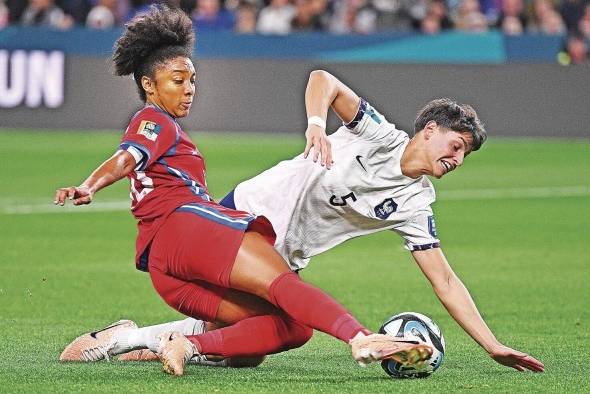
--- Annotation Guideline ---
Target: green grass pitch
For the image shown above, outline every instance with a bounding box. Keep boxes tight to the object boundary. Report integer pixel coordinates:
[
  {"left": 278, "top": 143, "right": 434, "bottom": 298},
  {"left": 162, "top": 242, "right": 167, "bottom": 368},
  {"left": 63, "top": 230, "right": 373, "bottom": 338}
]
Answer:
[{"left": 0, "top": 130, "right": 588, "bottom": 392}]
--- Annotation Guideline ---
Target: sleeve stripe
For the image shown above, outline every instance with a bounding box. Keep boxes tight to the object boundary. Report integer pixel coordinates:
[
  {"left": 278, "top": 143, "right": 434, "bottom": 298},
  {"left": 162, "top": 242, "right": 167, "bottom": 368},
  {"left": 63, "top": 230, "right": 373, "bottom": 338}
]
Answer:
[
  {"left": 120, "top": 142, "right": 150, "bottom": 171},
  {"left": 344, "top": 97, "right": 367, "bottom": 130},
  {"left": 126, "top": 145, "right": 143, "bottom": 165},
  {"left": 411, "top": 242, "right": 441, "bottom": 251}
]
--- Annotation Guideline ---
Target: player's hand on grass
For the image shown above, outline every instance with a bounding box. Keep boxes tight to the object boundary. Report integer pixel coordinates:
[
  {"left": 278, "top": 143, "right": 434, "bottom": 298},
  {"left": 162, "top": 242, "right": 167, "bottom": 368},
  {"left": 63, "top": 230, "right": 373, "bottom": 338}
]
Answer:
[
  {"left": 489, "top": 344, "right": 544, "bottom": 372},
  {"left": 54, "top": 185, "right": 93, "bottom": 206},
  {"left": 304, "top": 125, "right": 333, "bottom": 169}
]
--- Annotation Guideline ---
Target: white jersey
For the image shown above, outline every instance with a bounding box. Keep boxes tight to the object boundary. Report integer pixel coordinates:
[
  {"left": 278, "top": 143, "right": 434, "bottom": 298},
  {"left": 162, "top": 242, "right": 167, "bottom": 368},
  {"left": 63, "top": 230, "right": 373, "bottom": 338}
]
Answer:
[{"left": 233, "top": 98, "right": 440, "bottom": 270}]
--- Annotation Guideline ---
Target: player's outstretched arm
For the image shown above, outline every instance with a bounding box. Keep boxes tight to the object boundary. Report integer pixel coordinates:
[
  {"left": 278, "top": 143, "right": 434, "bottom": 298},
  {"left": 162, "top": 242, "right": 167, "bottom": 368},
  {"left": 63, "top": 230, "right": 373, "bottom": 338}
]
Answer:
[
  {"left": 412, "top": 248, "right": 545, "bottom": 373},
  {"left": 54, "top": 150, "right": 136, "bottom": 206},
  {"left": 303, "top": 70, "right": 361, "bottom": 168}
]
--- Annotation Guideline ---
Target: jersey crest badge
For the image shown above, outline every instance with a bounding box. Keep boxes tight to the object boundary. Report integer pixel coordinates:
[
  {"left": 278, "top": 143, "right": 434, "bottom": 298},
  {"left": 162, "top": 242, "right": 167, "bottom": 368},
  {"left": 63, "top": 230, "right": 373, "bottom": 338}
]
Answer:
[
  {"left": 374, "top": 198, "right": 397, "bottom": 219},
  {"left": 137, "top": 120, "right": 161, "bottom": 141},
  {"left": 428, "top": 215, "right": 437, "bottom": 238}
]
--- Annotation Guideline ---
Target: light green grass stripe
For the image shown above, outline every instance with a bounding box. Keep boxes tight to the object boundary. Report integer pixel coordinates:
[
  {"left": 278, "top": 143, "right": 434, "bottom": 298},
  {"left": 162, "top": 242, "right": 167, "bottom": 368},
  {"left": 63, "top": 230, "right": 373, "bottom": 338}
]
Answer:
[
  {"left": 439, "top": 185, "right": 590, "bottom": 200},
  {"left": 3, "top": 185, "right": 590, "bottom": 215},
  {"left": 2, "top": 200, "right": 131, "bottom": 214}
]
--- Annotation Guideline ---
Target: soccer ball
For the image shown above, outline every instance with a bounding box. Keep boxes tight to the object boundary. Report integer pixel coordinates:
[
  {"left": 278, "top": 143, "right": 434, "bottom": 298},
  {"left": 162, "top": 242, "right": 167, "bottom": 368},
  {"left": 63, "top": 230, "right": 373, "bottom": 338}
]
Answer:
[{"left": 379, "top": 312, "right": 445, "bottom": 378}]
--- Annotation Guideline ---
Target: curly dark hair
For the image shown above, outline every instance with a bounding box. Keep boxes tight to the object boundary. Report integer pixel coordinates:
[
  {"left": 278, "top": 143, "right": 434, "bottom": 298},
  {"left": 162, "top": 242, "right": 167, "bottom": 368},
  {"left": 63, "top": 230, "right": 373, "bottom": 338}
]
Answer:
[
  {"left": 112, "top": 5, "right": 195, "bottom": 102},
  {"left": 414, "top": 98, "right": 487, "bottom": 152}
]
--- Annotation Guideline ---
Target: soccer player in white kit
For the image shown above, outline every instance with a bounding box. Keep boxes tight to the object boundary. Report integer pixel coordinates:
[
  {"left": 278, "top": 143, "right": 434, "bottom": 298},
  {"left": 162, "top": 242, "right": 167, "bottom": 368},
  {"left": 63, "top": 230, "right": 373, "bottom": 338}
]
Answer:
[{"left": 62, "top": 70, "right": 544, "bottom": 373}]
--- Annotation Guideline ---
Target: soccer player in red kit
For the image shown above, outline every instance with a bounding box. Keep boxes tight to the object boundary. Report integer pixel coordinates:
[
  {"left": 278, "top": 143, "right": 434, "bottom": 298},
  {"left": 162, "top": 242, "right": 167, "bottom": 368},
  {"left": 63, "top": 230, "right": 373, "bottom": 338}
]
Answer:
[{"left": 54, "top": 6, "right": 432, "bottom": 376}]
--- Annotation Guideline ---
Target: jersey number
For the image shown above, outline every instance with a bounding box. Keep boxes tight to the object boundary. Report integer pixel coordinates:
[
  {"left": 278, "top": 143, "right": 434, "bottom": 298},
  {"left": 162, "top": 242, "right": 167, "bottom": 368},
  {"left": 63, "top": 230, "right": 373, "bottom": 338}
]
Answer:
[
  {"left": 130, "top": 171, "right": 154, "bottom": 203},
  {"left": 329, "top": 192, "right": 357, "bottom": 207}
]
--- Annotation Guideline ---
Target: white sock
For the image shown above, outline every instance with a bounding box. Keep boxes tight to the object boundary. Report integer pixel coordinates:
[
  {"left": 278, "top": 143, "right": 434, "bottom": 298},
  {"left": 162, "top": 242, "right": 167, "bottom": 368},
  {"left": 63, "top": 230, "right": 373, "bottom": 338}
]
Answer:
[{"left": 112, "top": 318, "right": 205, "bottom": 354}]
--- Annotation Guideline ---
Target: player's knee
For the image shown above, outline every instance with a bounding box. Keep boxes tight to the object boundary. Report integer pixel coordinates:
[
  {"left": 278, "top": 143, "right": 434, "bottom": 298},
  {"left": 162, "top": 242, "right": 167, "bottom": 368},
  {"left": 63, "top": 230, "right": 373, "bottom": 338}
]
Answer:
[
  {"left": 292, "top": 324, "right": 313, "bottom": 348},
  {"left": 285, "top": 320, "right": 313, "bottom": 350}
]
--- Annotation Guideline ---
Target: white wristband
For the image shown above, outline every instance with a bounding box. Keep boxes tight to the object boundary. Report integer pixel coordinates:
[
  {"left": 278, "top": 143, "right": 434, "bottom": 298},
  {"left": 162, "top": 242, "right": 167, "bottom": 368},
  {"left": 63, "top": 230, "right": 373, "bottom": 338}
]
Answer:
[{"left": 307, "top": 116, "right": 326, "bottom": 130}]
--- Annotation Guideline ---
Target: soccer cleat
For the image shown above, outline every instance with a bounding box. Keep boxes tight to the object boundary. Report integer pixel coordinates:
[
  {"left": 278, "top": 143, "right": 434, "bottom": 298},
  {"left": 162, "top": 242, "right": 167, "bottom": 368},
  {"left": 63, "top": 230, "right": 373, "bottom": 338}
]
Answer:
[
  {"left": 59, "top": 319, "right": 138, "bottom": 362},
  {"left": 157, "top": 331, "right": 197, "bottom": 376},
  {"left": 118, "top": 349, "right": 160, "bottom": 362},
  {"left": 190, "top": 355, "right": 229, "bottom": 367},
  {"left": 119, "top": 349, "right": 230, "bottom": 367},
  {"left": 349, "top": 332, "right": 433, "bottom": 367}
]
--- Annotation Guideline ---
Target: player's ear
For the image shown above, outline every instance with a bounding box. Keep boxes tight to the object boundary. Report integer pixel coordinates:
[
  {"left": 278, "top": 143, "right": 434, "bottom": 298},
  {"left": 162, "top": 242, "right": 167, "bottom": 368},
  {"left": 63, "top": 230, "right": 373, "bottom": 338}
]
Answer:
[
  {"left": 141, "top": 76, "right": 155, "bottom": 96},
  {"left": 423, "top": 121, "right": 437, "bottom": 140}
]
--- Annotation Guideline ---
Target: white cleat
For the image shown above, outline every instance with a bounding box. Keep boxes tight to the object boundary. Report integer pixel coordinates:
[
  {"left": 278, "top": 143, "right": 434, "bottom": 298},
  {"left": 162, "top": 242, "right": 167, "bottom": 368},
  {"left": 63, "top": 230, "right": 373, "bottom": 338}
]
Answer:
[
  {"left": 349, "top": 332, "right": 433, "bottom": 367},
  {"left": 59, "top": 319, "right": 138, "bottom": 362},
  {"left": 157, "top": 331, "right": 197, "bottom": 376}
]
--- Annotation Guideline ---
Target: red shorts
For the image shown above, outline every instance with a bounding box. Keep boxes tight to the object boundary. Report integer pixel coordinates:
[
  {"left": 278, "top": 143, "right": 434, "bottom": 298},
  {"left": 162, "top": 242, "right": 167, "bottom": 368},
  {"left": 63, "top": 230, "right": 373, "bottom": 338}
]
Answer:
[{"left": 148, "top": 201, "right": 275, "bottom": 321}]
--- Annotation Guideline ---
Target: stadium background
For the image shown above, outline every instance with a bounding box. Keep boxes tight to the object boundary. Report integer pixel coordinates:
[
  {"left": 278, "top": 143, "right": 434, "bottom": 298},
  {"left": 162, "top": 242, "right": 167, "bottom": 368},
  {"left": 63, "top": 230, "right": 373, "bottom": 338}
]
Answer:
[{"left": 1, "top": 0, "right": 589, "bottom": 392}]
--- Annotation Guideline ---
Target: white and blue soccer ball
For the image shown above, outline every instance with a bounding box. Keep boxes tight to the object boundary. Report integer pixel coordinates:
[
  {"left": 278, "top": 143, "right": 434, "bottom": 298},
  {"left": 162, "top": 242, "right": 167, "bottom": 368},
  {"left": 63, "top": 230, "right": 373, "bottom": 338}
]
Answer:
[{"left": 379, "top": 312, "right": 445, "bottom": 378}]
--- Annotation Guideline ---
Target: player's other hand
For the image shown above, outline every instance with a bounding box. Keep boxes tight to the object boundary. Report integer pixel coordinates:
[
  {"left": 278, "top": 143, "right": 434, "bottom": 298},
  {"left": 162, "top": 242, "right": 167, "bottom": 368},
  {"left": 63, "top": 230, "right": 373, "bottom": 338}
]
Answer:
[
  {"left": 54, "top": 185, "right": 93, "bottom": 206},
  {"left": 489, "top": 344, "right": 544, "bottom": 372},
  {"left": 304, "top": 125, "right": 333, "bottom": 169}
]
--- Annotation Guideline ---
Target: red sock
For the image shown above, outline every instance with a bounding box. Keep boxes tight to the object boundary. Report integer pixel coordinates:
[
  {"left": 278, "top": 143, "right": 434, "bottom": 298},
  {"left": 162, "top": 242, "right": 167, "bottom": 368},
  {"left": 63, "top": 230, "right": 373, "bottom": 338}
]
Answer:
[
  {"left": 268, "top": 272, "right": 370, "bottom": 342},
  {"left": 188, "top": 314, "right": 312, "bottom": 357}
]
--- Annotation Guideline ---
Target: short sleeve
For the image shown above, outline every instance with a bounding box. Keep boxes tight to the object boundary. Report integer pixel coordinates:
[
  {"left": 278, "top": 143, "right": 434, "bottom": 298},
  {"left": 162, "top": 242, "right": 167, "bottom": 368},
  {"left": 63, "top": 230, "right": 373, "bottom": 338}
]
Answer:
[
  {"left": 392, "top": 209, "right": 441, "bottom": 252},
  {"left": 343, "top": 98, "right": 395, "bottom": 141},
  {"left": 119, "top": 110, "right": 178, "bottom": 171}
]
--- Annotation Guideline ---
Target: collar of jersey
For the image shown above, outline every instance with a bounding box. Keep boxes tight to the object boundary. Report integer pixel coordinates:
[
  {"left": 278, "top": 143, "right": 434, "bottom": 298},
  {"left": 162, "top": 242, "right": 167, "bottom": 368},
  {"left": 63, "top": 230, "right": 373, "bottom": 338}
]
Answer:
[{"left": 145, "top": 103, "right": 179, "bottom": 124}]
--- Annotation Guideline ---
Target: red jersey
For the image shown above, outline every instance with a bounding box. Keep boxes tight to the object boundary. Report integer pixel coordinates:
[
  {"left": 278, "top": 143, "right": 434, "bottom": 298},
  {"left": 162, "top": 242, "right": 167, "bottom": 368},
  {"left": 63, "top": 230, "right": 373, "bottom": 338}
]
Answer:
[{"left": 119, "top": 105, "right": 217, "bottom": 271}]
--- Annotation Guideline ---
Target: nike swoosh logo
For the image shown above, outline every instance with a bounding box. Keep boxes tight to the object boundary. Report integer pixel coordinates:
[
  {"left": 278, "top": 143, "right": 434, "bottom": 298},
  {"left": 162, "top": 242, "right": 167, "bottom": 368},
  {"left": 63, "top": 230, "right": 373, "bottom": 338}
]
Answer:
[
  {"left": 355, "top": 155, "right": 367, "bottom": 172},
  {"left": 90, "top": 321, "right": 125, "bottom": 339}
]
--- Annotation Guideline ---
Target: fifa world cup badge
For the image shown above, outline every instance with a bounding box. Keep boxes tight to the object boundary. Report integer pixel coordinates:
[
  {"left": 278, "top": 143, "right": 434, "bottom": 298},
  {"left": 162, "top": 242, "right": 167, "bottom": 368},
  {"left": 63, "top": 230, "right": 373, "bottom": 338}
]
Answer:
[
  {"left": 374, "top": 198, "right": 398, "bottom": 219},
  {"left": 138, "top": 120, "right": 161, "bottom": 141}
]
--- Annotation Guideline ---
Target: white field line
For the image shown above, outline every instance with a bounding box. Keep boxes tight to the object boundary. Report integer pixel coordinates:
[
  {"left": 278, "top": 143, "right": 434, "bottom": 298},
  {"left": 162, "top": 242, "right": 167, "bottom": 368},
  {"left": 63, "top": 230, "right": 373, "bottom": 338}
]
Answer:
[
  {"left": 1, "top": 185, "right": 590, "bottom": 215},
  {"left": 2, "top": 200, "right": 131, "bottom": 215},
  {"left": 438, "top": 185, "right": 590, "bottom": 201}
]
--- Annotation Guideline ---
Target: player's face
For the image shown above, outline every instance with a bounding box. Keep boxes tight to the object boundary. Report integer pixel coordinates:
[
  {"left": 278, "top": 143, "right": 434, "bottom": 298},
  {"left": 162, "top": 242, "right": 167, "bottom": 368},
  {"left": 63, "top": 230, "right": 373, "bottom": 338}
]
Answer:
[
  {"left": 149, "top": 57, "right": 196, "bottom": 118},
  {"left": 424, "top": 123, "right": 472, "bottom": 179}
]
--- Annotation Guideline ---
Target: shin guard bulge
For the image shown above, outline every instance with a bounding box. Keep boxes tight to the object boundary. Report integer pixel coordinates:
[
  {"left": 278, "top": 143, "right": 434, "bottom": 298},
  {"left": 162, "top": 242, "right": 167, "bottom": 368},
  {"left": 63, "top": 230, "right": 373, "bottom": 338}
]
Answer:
[{"left": 268, "top": 272, "right": 369, "bottom": 342}]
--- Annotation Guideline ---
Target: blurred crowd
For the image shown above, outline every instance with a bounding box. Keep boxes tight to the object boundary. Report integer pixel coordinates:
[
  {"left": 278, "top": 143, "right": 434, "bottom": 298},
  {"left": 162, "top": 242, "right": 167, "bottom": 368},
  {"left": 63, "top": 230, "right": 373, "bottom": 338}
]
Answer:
[{"left": 0, "top": 0, "right": 588, "bottom": 63}]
